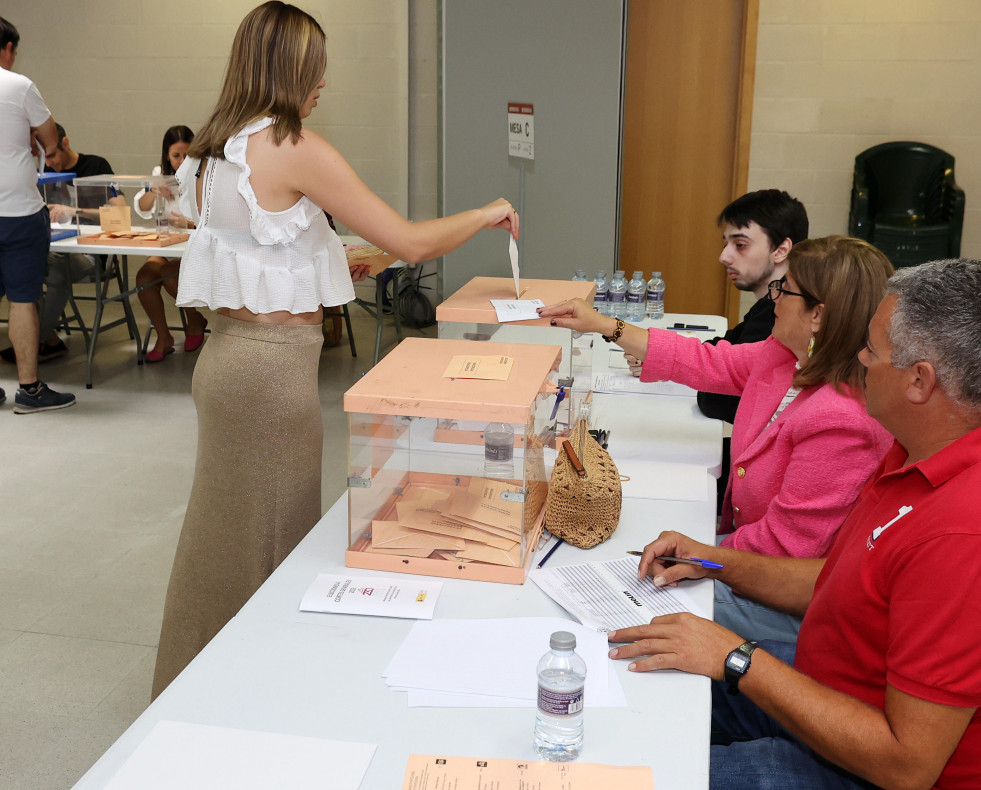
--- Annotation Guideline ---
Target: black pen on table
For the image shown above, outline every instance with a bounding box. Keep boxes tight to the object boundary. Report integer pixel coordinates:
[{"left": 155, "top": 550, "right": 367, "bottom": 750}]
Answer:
[
  {"left": 537, "top": 538, "right": 565, "bottom": 569},
  {"left": 626, "top": 550, "right": 723, "bottom": 570},
  {"left": 668, "top": 323, "right": 713, "bottom": 332}
]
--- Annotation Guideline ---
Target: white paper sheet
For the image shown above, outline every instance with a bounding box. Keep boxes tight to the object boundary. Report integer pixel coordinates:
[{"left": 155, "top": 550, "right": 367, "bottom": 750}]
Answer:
[
  {"left": 300, "top": 573, "right": 442, "bottom": 619},
  {"left": 406, "top": 662, "right": 627, "bottom": 708},
  {"left": 509, "top": 234, "right": 520, "bottom": 297},
  {"left": 490, "top": 298, "right": 545, "bottom": 322},
  {"left": 104, "top": 721, "right": 376, "bottom": 790},
  {"left": 383, "top": 617, "right": 611, "bottom": 705},
  {"left": 529, "top": 556, "right": 705, "bottom": 633}
]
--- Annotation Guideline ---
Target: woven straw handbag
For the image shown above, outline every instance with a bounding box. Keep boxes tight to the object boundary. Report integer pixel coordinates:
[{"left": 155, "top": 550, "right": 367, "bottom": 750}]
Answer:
[{"left": 544, "top": 417, "right": 622, "bottom": 549}]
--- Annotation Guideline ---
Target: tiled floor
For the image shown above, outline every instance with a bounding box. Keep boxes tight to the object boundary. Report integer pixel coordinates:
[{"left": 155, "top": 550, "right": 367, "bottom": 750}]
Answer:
[{"left": 0, "top": 285, "right": 430, "bottom": 789}]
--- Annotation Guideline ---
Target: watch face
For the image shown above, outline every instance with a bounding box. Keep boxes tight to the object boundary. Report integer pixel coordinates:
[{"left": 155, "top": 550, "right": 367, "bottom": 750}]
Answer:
[{"left": 728, "top": 653, "right": 749, "bottom": 672}]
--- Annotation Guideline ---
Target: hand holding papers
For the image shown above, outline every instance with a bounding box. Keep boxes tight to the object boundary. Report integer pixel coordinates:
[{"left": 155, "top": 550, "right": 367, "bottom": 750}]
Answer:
[
  {"left": 530, "top": 556, "right": 705, "bottom": 632},
  {"left": 489, "top": 298, "right": 545, "bottom": 322}
]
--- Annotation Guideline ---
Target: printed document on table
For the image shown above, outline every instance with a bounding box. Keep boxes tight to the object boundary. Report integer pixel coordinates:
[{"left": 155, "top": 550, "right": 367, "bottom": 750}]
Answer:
[
  {"left": 403, "top": 754, "right": 653, "bottom": 790},
  {"left": 529, "top": 556, "right": 706, "bottom": 632},
  {"left": 105, "top": 721, "right": 376, "bottom": 790},
  {"left": 300, "top": 573, "right": 442, "bottom": 619},
  {"left": 592, "top": 347, "right": 696, "bottom": 396}
]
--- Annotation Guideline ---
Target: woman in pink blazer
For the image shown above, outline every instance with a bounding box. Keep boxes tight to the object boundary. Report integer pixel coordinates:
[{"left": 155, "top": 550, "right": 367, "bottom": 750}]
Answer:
[{"left": 541, "top": 236, "right": 894, "bottom": 641}]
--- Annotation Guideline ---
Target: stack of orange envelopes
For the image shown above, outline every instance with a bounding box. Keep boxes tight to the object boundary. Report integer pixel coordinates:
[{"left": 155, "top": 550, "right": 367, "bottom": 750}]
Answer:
[{"left": 366, "top": 478, "right": 523, "bottom": 567}]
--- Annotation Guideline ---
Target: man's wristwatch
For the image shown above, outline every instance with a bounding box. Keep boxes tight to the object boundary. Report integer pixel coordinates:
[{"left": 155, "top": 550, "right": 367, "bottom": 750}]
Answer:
[{"left": 724, "top": 641, "right": 757, "bottom": 696}]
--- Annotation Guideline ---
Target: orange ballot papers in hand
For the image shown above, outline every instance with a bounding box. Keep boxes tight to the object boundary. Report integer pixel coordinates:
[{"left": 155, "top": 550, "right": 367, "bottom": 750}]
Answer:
[
  {"left": 402, "top": 754, "right": 653, "bottom": 789},
  {"left": 442, "top": 355, "right": 514, "bottom": 380}
]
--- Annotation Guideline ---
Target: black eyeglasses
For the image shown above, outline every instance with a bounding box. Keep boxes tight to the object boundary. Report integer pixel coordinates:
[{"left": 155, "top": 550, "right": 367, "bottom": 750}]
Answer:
[{"left": 767, "top": 277, "right": 814, "bottom": 303}]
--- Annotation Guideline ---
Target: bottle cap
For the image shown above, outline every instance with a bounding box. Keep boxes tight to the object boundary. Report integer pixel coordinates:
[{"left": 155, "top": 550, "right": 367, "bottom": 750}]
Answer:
[
  {"left": 652, "top": 272, "right": 662, "bottom": 278},
  {"left": 550, "top": 631, "right": 576, "bottom": 650},
  {"left": 633, "top": 271, "right": 644, "bottom": 279}
]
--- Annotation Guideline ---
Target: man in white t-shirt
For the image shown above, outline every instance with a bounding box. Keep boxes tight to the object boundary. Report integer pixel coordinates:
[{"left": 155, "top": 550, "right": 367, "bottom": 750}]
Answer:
[{"left": 0, "top": 17, "right": 75, "bottom": 412}]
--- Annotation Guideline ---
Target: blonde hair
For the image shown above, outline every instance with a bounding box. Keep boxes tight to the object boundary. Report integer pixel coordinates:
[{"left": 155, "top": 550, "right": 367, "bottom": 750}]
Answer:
[
  {"left": 189, "top": 1, "right": 326, "bottom": 159},
  {"left": 789, "top": 236, "right": 894, "bottom": 392}
]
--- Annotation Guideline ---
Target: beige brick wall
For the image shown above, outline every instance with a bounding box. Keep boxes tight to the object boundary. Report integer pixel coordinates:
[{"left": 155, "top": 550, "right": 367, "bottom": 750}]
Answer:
[
  {"left": 6, "top": 0, "right": 413, "bottom": 219},
  {"left": 749, "top": 0, "right": 981, "bottom": 257}
]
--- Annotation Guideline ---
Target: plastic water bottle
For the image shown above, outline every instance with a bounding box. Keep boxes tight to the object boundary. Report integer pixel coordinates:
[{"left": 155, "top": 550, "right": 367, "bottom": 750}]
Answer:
[
  {"left": 626, "top": 270, "right": 647, "bottom": 321},
  {"left": 646, "top": 271, "right": 666, "bottom": 319},
  {"left": 592, "top": 270, "right": 609, "bottom": 316},
  {"left": 608, "top": 270, "right": 627, "bottom": 319},
  {"left": 571, "top": 269, "right": 587, "bottom": 281},
  {"left": 534, "top": 631, "right": 586, "bottom": 761},
  {"left": 483, "top": 422, "right": 514, "bottom": 477}
]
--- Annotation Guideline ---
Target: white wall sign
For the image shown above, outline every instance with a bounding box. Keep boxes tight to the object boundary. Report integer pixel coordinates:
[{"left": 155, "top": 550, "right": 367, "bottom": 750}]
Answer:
[{"left": 507, "top": 102, "right": 535, "bottom": 160}]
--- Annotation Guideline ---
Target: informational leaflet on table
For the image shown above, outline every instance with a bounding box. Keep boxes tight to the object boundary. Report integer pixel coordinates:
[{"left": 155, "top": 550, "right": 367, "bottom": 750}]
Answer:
[
  {"left": 529, "top": 556, "right": 705, "bottom": 632},
  {"left": 403, "top": 754, "right": 654, "bottom": 790},
  {"left": 300, "top": 573, "right": 442, "bottom": 619}
]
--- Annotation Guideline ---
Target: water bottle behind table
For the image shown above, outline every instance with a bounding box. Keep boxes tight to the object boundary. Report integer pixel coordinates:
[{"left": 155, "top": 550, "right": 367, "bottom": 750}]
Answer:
[
  {"left": 571, "top": 269, "right": 587, "bottom": 281},
  {"left": 608, "top": 270, "right": 628, "bottom": 319},
  {"left": 592, "top": 270, "right": 609, "bottom": 315},
  {"left": 483, "top": 422, "right": 514, "bottom": 478},
  {"left": 626, "top": 270, "right": 647, "bottom": 321},
  {"left": 534, "top": 630, "right": 586, "bottom": 761},
  {"left": 646, "top": 271, "right": 666, "bottom": 319}
]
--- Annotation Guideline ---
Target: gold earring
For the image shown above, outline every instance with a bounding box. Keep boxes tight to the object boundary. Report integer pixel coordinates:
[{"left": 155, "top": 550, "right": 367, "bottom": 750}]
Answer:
[{"left": 807, "top": 335, "right": 815, "bottom": 358}]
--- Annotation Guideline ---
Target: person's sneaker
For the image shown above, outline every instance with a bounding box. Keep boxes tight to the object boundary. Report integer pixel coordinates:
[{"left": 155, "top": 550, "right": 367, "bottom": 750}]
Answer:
[
  {"left": 13, "top": 382, "right": 76, "bottom": 414},
  {"left": 38, "top": 338, "right": 68, "bottom": 362},
  {"left": 0, "top": 346, "right": 14, "bottom": 364}
]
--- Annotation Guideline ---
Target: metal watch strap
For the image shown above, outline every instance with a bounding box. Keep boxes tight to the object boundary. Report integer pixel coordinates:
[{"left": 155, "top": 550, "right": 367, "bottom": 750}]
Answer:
[{"left": 724, "top": 641, "right": 757, "bottom": 696}]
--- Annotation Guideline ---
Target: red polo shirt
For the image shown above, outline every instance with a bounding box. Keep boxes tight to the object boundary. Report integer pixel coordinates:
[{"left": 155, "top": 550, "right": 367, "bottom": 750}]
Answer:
[{"left": 796, "top": 426, "right": 981, "bottom": 789}]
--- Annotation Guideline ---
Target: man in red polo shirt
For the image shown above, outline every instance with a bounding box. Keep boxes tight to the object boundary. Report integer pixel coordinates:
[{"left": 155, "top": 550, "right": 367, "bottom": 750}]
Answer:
[{"left": 608, "top": 258, "right": 981, "bottom": 789}]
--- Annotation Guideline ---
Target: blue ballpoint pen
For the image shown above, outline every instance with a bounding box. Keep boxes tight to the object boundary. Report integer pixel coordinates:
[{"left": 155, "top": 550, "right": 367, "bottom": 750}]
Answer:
[{"left": 626, "top": 551, "right": 724, "bottom": 570}]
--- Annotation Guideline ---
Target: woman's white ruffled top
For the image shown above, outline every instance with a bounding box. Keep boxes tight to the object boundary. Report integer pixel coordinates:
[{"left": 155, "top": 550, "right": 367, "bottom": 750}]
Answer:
[{"left": 174, "top": 117, "right": 354, "bottom": 313}]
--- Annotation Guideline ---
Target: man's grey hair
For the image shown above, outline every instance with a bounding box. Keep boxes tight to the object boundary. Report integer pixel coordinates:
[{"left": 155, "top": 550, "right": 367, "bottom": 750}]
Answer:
[{"left": 886, "top": 258, "right": 981, "bottom": 410}]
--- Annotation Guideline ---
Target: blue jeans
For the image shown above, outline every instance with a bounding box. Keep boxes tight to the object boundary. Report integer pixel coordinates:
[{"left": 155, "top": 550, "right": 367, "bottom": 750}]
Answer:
[
  {"left": 710, "top": 641, "right": 878, "bottom": 790},
  {"left": 714, "top": 580, "right": 802, "bottom": 644}
]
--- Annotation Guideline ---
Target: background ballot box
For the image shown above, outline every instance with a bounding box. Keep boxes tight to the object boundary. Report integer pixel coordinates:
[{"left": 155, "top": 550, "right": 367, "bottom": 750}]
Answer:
[
  {"left": 436, "top": 276, "right": 596, "bottom": 389},
  {"left": 72, "top": 174, "right": 189, "bottom": 244},
  {"left": 38, "top": 171, "right": 78, "bottom": 240},
  {"left": 344, "top": 337, "right": 563, "bottom": 584}
]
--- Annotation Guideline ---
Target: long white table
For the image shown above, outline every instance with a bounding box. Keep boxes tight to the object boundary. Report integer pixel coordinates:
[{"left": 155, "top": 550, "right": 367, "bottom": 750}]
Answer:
[{"left": 70, "top": 319, "right": 727, "bottom": 790}]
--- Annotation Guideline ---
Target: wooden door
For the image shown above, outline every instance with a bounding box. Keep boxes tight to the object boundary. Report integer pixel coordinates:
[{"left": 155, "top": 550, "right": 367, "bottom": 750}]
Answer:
[{"left": 619, "top": 0, "right": 758, "bottom": 322}]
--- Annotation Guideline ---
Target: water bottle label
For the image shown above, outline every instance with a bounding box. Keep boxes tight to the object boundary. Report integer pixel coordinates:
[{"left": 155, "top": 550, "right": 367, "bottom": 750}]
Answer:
[
  {"left": 537, "top": 686, "right": 584, "bottom": 716},
  {"left": 609, "top": 293, "right": 626, "bottom": 303},
  {"left": 485, "top": 444, "right": 513, "bottom": 462},
  {"left": 647, "top": 290, "right": 664, "bottom": 303},
  {"left": 593, "top": 293, "right": 607, "bottom": 302},
  {"left": 626, "top": 293, "right": 642, "bottom": 303}
]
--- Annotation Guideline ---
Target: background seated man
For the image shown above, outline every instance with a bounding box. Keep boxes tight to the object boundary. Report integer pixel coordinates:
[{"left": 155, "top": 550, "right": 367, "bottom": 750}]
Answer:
[
  {"left": 1, "top": 123, "right": 114, "bottom": 364},
  {"left": 609, "top": 258, "right": 981, "bottom": 789}
]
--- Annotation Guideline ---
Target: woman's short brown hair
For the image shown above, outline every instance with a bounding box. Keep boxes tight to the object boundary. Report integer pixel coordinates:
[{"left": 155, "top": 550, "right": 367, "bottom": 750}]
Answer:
[
  {"left": 189, "top": 1, "right": 326, "bottom": 159},
  {"left": 790, "top": 236, "right": 894, "bottom": 392}
]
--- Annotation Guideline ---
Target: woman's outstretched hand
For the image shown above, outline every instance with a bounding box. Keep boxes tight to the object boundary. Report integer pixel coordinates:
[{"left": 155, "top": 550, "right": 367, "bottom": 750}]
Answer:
[{"left": 480, "top": 198, "right": 519, "bottom": 238}]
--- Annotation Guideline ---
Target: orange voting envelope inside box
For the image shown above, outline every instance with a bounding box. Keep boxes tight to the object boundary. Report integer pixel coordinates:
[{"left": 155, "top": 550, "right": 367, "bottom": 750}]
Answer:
[
  {"left": 344, "top": 337, "right": 563, "bottom": 584},
  {"left": 436, "top": 276, "right": 596, "bottom": 395}
]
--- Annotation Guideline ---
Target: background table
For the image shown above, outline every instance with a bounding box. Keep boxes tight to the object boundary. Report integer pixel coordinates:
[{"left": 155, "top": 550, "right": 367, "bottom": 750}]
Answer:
[{"left": 49, "top": 236, "right": 188, "bottom": 388}]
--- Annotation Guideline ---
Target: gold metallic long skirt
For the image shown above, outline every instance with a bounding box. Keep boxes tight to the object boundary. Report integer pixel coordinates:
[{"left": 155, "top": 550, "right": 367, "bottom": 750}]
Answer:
[{"left": 152, "top": 314, "right": 324, "bottom": 698}]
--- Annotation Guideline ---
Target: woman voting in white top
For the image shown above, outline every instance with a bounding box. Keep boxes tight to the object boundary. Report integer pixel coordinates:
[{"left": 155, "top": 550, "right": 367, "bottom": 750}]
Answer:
[{"left": 151, "top": 1, "right": 519, "bottom": 699}]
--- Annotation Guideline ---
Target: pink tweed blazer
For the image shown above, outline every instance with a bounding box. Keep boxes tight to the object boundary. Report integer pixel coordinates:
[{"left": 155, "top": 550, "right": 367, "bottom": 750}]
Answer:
[{"left": 640, "top": 332, "right": 892, "bottom": 558}]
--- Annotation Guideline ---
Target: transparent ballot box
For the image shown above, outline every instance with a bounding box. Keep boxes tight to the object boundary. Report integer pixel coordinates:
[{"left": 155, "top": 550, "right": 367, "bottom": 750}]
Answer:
[
  {"left": 344, "top": 337, "right": 563, "bottom": 584},
  {"left": 38, "top": 171, "right": 78, "bottom": 240},
  {"left": 436, "top": 276, "right": 596, "bottom": 392},
  {"left": 72, "top": 174, "right": 189, "bottom": 246}
]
